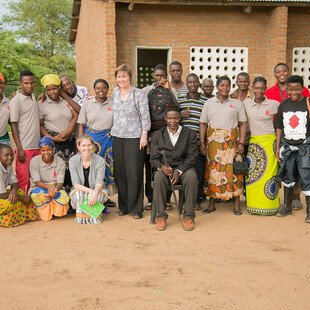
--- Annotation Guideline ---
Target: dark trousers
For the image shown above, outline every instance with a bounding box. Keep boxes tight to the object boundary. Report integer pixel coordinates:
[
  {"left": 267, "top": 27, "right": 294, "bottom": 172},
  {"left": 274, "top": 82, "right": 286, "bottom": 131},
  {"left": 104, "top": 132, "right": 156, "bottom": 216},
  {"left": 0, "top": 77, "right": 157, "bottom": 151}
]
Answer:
[
  {"left": 145, "top": 152, "right": 172, "bottom": 204},
  {"left": 153, "top": 169, "right": 198, "bottom": 219},
  {"left": 113, "top": 137, "right": 145, "bottom": 214},
  {"left": 144, "top": 153, "right": 153, "bottom": 203},
  {"left": 195, "top": 153, "right": 206, "bottom": 202},
  {"left": 282, "top": 151, "right": 310, "bottom": 194}
]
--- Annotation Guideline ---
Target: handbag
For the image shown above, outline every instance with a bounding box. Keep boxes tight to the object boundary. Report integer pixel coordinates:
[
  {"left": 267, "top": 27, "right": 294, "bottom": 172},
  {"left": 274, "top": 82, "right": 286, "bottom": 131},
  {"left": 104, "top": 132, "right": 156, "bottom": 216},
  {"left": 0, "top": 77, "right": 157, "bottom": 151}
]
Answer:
[{"left": 233, "top": 155, "right": 249, "bottom": 175}]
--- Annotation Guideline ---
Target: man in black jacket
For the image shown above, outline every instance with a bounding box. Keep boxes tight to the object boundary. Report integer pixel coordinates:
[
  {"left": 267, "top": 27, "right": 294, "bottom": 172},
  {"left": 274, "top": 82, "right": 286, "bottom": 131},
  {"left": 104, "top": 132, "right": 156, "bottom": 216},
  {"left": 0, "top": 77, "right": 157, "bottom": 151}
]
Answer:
[{"left": 150, "top": 107, "right": 198, "bottom": 231}]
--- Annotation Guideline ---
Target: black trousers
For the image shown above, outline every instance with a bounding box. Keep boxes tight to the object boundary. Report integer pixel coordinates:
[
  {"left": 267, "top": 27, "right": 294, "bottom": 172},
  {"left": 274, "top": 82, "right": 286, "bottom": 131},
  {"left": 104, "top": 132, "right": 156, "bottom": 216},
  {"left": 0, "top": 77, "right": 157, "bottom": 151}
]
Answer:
[
  {"left": 282, "top": 151, "right": 310, "bottom": 194},
  {"left": 195, "top": 153, "right": 206, "bottom": 202},
  {"left": 144, "top": 153, "right": 153, "bottom": 203},
  {"left": 113, "top": 137, "right": 145, "bottom": 214}
]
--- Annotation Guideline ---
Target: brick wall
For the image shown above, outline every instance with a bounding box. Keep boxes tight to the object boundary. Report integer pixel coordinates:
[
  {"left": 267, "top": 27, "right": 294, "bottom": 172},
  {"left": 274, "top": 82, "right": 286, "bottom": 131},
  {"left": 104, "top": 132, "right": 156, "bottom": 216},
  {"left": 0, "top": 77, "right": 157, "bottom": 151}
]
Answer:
[
  {"left": 75, "top": 0, "right": 116, "bottom": 94},
  {"left": 74, "top": 2, "right": 310, "bottom": 91},
  {"left": 287, "top": 7, "right": 310, "bottom": 73},
  {"left": 265, "top": 6, "right": 288, "bottom": 85},
  {"left": 116, "top": 3, "right": 282, "bottom": 86}
]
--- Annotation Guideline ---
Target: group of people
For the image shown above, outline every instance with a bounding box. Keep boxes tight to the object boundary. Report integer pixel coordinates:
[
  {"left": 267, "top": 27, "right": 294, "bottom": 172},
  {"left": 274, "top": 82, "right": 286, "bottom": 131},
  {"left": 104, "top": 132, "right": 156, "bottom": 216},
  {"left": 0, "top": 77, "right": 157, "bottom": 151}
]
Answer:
[{"left": 0, "top": 61, "right": 309, "bottom": 231}]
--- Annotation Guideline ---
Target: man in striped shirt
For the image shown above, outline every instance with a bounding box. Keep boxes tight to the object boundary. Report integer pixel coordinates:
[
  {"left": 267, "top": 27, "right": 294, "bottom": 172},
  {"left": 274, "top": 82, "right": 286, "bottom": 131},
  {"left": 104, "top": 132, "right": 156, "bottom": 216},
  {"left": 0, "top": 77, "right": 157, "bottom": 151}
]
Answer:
[{"left": 179, "top": 73, "right": 208, "bottom": 209}]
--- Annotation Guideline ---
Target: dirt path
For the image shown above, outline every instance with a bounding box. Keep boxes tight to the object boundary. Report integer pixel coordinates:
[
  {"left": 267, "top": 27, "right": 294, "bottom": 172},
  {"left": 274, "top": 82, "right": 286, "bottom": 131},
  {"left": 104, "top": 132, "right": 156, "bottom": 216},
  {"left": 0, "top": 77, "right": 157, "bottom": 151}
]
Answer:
[{"left": 1, "top": 196, "right": 310, "bottom": 310}]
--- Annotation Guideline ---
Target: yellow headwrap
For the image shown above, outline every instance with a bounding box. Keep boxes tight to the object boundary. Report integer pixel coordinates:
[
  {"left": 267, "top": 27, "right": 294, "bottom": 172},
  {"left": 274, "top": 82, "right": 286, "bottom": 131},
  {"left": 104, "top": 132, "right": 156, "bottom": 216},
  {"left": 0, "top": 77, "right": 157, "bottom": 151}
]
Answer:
[{"left": 41, "top": 74, "right": 61, "bottom": 88}]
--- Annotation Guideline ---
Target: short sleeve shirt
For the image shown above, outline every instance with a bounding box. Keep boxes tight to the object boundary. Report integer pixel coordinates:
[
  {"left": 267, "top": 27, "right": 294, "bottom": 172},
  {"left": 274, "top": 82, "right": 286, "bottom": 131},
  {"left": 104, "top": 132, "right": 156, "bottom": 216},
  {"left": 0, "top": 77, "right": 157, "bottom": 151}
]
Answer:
[
  {"left": 30, "top": 155, "right": 66, "bottom": 186},
  {"left": 274, "top": 97, "right": 310, "bottom": 145},
  {"left": 243, "top": 98, "right": 279, "bottom": 136},
  {"left": 77, "top": 97, "right": 113, "bottom": 131},
  {"left": 39, "top": 96, "right": 73, "bottom": 133},
  {"left": 200, "top": 96, "right": 247, "bottom": 129},
  {"left": 179, "top": 93, "right": 207, "bottom": 134},
  {"left": 0, "top": 163, "right": 17, "bottom": 194},
  {"left": 265, "top": 83, "right": 310, "bottom": 103},
  {"left": 0, "top": 95, "right": 10, "bottom": 137},
  {"left": 9, "top": 91, "right": 40, "bottom": 150}
]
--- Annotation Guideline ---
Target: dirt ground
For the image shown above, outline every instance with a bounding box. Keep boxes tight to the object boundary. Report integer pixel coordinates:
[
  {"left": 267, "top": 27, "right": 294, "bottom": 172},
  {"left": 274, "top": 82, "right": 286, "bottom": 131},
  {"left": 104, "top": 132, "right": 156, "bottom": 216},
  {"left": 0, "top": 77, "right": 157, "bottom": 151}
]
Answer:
[{"left": 1, "top": 193, "right": 310, "bottom": 310}]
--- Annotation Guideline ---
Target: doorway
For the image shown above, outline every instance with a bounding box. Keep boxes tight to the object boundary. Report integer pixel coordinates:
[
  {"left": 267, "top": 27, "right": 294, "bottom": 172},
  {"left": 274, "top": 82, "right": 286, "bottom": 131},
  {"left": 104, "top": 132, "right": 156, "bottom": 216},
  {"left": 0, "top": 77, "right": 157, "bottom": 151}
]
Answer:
[{"left": 136, "top": 47, "right": 172, "bottom": 88}]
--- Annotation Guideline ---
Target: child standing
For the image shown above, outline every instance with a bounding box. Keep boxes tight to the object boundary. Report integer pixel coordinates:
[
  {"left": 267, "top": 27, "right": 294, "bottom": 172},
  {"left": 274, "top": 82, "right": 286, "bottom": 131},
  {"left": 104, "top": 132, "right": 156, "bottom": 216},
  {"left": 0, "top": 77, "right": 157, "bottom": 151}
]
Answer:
[{"left": 275, "top": 75, "right": 310, "bottom": 223}]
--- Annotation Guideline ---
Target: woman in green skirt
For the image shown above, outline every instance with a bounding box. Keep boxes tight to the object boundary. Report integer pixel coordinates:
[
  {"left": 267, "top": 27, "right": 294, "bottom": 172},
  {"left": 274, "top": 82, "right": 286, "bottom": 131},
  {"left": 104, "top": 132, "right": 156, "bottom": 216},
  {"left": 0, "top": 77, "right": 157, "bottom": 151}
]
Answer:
[{"left": 243, "top": 77, "right": 280, "bottom": 215}]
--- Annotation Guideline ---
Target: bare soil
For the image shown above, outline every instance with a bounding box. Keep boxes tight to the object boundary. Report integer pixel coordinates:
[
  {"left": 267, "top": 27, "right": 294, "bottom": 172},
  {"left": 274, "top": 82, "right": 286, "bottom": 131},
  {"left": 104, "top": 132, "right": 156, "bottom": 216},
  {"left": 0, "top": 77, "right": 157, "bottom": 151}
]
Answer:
[{"left": 1, "top": 195, "right": 310, "bottom": 310}]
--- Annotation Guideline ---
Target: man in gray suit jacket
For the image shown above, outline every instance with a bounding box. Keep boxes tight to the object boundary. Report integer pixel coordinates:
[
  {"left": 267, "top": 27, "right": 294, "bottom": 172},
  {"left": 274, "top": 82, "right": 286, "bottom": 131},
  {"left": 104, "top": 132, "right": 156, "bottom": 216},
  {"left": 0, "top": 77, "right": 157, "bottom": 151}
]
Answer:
[{"left": 150, "top": 107, "right": 198, "bottom": 231}]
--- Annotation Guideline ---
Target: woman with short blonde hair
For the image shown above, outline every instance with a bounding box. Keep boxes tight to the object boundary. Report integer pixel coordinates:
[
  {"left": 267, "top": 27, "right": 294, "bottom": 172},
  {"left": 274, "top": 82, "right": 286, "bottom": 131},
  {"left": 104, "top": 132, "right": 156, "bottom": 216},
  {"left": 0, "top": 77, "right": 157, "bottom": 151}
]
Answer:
[{"left": 111, "top": 64, "right": 151, "bottom": 219}]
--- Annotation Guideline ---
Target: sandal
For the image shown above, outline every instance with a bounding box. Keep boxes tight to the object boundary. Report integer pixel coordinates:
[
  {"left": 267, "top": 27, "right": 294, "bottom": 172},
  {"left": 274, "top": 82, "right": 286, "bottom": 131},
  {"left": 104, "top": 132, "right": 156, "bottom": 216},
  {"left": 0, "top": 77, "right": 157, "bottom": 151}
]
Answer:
[
  {"left": 166, "top": 203, "right": 173, "bottom": 210},
  {"left": 233, "top": 206, "right": 242, "bottom": 216},
  {"left": 144, "top": 202, "right": 152, "bottom": 210},
  {"left": 202, "top": 207, "right": 216, "bottom": 214},
  {"left": 194, "top": 204, "right": 202, "bottom": 211}
]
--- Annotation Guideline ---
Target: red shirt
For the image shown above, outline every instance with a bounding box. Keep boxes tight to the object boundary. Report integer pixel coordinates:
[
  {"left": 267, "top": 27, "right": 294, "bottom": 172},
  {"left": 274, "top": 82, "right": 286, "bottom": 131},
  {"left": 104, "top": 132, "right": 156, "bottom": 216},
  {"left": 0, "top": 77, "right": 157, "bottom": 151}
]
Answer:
[{"left": 265, "top": 83, "right": 310, "bottom": 103}]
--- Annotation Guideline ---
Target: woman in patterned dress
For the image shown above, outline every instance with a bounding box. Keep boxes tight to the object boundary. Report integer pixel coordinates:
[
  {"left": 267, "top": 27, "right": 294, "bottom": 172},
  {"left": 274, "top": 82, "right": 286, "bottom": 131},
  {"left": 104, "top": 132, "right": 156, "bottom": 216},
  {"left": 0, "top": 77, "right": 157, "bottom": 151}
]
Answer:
[
  {"left": 199, "top": 76, "right": 247, "bottom": 215},
  {"left": 243, "top": 77, "right": 280, "bottom": 215}
]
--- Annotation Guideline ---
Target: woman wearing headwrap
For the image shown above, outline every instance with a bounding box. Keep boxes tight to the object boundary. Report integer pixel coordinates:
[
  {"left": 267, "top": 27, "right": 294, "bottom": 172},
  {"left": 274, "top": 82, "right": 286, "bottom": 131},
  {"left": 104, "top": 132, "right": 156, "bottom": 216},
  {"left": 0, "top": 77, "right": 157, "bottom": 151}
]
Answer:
[
  {"left": 0, "top": 72, "right": 11, "bottom": 145},
  {"left": 39, "top": 74, "right": 78, "bottom": 192},
  {"left": 29, "top": 136, "right": 70, "bottom": 221},
  {"left": 0, "top": 144, "right": 39, "bottom": 227},
  {"left": 77, "top": 78, "right": 116, "bottom": 201}
]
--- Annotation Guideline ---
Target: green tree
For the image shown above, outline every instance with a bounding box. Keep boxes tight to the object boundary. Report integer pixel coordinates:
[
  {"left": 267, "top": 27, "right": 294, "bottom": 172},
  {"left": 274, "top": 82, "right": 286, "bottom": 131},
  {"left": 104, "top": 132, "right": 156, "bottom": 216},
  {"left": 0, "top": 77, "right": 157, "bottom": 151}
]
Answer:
[
  {"left": 4, "top": 0, "right": 74, "bottom": 59},
  {"left": 0, "top": 28, "right": 50, "bottom": 95},
  {"left": 1, "top": 0, "right": 75, "bottom": 95}
]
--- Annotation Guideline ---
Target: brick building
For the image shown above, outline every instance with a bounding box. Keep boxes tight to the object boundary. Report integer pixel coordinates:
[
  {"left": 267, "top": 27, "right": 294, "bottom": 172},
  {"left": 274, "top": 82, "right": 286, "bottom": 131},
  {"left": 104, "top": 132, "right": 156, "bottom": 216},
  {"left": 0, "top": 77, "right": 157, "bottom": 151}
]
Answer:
[{"left": 69, "top": 0, "right": 310, "bottom": 93}]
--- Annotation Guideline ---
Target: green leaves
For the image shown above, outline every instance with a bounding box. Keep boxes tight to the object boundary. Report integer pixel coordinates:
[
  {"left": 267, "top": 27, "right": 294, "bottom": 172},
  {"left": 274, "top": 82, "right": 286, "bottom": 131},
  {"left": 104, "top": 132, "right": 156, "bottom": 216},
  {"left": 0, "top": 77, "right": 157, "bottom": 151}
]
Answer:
[{"left": 0, "top": 0, "right": 75, "bottom": 96}]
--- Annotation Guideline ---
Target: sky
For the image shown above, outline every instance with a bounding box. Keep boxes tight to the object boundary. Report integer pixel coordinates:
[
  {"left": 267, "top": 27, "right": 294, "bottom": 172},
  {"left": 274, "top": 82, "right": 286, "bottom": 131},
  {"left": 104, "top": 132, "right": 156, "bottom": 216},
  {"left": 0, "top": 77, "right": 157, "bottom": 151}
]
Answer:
[{"left": 0, "top": 0, "right": 10, "bottom": 21}]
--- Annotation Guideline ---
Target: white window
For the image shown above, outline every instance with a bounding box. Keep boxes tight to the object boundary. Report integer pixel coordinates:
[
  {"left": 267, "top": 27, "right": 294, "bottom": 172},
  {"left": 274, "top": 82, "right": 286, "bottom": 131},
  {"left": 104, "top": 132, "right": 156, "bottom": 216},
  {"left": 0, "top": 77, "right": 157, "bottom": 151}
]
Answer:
[
  {"left": 190, "top": 46, "right": 248, "bottom": 90},
  {"left": 292, "top": 48, "right": 310, "bottom": 89}
]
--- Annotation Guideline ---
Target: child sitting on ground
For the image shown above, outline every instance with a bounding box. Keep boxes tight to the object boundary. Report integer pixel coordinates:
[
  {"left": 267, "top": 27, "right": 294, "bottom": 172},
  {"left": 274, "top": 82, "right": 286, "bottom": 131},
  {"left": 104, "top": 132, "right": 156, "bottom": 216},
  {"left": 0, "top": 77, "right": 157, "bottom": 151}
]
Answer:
[{"left": 0, "top": 144, "right": 39, "bottom": 227}]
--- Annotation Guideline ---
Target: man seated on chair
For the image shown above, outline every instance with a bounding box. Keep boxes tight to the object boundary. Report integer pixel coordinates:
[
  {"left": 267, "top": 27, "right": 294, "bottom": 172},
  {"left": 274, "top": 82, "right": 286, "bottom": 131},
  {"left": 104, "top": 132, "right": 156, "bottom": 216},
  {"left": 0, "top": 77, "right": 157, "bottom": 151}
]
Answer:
[{"left": 150, "top": 106, "right": 198, "bottom": 231}]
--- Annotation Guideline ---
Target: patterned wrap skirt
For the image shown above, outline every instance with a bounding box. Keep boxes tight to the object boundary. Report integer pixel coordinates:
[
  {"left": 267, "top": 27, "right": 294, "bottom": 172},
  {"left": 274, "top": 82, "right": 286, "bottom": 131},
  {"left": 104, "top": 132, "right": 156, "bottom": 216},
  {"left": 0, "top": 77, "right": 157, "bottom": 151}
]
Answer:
[
  {"left": 30, "top": 186, "right": 70, "bottom": 221},
  {"left": 0, "top": 189, "right": 39, "bottom": 227},
  {"left": 246, "top": 134, "right": 280, "bottom": 215},
  {"left": 204, "top": 127, "right": 244, "bottom": 200},
  {"left": 85, "top": 128, "right": 114, "bottom": 186},
  {"left": 70, "top": 189, "right": 108, "bottom": 224}
]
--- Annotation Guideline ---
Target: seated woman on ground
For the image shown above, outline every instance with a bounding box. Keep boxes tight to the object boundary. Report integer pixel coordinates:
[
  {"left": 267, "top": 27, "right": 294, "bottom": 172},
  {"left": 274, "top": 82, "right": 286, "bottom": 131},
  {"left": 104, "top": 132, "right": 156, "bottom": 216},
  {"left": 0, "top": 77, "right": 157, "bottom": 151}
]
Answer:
[
  {"left": 69, "top": 134, "right": 109, "bottom": 224},
  {"left": 30, "top": 137, "right": 70, "bottom": 221},
  {"left": 0, "top": 144, "right": 39, "bottom": 227}
]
